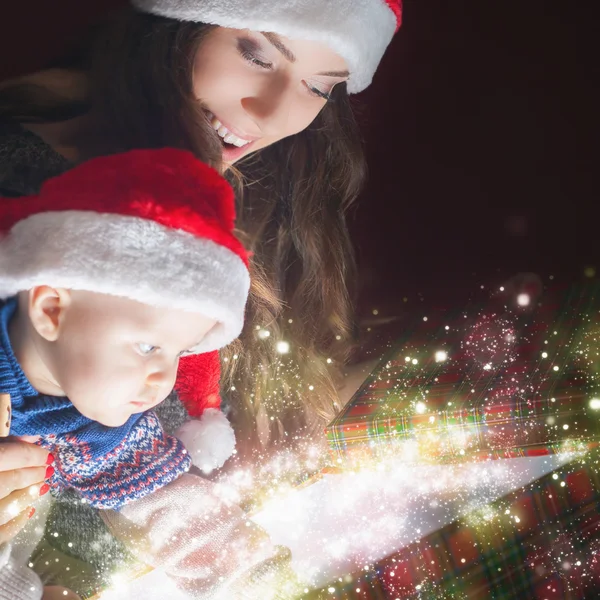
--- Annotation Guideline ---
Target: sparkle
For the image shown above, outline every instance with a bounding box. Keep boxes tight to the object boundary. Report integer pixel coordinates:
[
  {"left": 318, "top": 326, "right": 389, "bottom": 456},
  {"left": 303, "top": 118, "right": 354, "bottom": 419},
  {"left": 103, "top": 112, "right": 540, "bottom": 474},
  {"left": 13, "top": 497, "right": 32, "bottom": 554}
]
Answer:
[
  {"left": 276, "top": 341, "right": 291, "bottom": 354},
  {"left": 589, "top": 398, "right": 600, "bottom": 410},
  {"left": 517, "top": 293, "right": 530, "bottom": 306}
]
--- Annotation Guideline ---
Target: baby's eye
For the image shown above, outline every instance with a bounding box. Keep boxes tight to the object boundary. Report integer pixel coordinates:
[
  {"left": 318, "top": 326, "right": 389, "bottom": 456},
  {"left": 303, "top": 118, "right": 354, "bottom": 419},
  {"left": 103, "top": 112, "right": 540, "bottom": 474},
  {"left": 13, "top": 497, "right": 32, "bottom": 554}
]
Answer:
[{"left": 136, "top": 343, "right": 158, "bottom": 356}]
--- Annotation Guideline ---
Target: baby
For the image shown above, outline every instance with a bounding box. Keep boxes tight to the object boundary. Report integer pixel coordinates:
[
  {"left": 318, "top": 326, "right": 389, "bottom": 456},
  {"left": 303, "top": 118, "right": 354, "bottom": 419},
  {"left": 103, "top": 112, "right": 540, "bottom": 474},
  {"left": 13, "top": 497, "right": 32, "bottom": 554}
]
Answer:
[
  {"left": 0, "top": 147, "right": 249, "bottom": 509},
  {"left": 0, "top": 148, "right": 302, "bottom": 600}
]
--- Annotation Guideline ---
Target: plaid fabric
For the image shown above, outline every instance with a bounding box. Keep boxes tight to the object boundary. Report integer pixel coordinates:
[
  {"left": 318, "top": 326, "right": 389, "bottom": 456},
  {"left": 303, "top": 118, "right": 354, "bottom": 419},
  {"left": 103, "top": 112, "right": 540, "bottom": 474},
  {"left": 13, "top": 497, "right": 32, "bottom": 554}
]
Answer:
[
  {"left": 307, "top": 452, "right": 600, "bottom": 599},
  {"left": 327, "top": 283, "right": 600, "bottom": 467}
]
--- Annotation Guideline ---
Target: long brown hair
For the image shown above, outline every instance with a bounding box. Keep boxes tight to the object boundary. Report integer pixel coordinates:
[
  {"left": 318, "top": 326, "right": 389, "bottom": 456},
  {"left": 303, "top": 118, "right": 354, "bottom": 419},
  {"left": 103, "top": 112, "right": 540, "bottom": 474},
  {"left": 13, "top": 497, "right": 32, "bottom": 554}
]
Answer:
[{"left": 0, "top": 7, "right": 367, "bottom": 454}]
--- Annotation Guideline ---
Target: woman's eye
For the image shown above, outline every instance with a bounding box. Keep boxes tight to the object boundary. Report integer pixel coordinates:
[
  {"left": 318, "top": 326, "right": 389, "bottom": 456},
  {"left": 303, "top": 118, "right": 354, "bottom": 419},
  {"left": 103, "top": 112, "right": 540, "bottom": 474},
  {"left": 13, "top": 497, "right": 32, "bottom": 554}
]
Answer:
[
  {"left": 241, "top": 51, "right": 273, "bottom": 70},
  {"left": 136, "top": 343, "right": 157, "bottom": 356},
  {"left": 305, "top": 82, "right": 332, "bottom": 101},
  {"left": 237, "top": 38, "right": 273, "bottom": 70}
]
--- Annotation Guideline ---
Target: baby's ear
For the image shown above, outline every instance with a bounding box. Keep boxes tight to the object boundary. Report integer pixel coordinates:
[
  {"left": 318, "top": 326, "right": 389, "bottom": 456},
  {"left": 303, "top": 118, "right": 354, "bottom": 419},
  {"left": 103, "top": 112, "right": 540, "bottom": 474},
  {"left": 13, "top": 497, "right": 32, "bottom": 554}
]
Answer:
[{"left": 28, "top": 286, "right": 72, "bottom": 342}]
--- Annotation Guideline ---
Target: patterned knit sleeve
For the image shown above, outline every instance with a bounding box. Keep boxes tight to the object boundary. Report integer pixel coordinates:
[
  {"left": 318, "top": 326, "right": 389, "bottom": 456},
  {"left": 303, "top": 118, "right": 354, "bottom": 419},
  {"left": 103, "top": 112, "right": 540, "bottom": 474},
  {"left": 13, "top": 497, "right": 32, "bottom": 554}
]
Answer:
[
  {"left": 45, "top": 411, "right": 192, "bottom": 510},
  {"left": 100, "top": 473, "right": 305, "bottom": 600}
]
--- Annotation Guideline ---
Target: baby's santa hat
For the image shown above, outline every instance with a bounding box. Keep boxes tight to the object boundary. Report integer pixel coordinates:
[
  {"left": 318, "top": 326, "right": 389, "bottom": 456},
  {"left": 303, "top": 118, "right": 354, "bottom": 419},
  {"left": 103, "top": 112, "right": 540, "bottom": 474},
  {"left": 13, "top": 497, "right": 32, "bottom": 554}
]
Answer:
[
  {"left": 131, "top": 0, "right": 402, "bottom": 93},
  {"left": 0, "top": 148, "right": 249, "bottom": 471}
]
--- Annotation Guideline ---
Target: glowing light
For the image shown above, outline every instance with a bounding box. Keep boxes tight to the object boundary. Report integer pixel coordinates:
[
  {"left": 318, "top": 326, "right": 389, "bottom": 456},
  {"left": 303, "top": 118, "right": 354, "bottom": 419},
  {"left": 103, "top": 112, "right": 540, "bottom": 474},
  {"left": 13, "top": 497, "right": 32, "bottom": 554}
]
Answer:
[
  {"left": 405, "top": 356, "right": 411, "bottom": 362},
  {"left": 372, "top": 309, "right": 379, "bottom": 315},
  {"left": 435, "top": 350, "right": 448, "bottom": 362},
  {"left": 412, "top": 358, "right": 418, "bottom": 365},
  {"left": 553, "top": 365, "right": 560, "bottom": 371},
  {"left": 542, "top": 352, "right": 548, "bottom": 358},
  {"left": 6, "top": 501, "right": 20, "bottom": 518},
  {"left": 589, "top": 398, "right": 600, "bottom": 410},
  {"left": 276, "top": 341, "right": 290, "bottom": 354},
  {"left": 415, "top": 402, "right": 427, "bottom": 414},
  {"left": 517, "top": 293, "right": 530, "bottom": 306},
  {"left": 257, "top": 329, "right": 271, "bottom": 339},
  {"left": 110, "top": 573, "right": 127, "bottom": 587}
]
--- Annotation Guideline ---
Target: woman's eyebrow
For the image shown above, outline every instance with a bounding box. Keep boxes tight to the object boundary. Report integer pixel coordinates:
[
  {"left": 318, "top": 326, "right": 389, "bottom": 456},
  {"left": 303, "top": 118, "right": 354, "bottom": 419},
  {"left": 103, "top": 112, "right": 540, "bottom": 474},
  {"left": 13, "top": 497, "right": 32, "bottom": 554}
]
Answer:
[
  {"left": 261, "top": 32, "right": 296, "bottom": 62},
  {"left": 260, "top": 32, "right": 350, "bottom": 78},
  {"left": 317, "top": 69, "right": 350, "bottom": 78}
]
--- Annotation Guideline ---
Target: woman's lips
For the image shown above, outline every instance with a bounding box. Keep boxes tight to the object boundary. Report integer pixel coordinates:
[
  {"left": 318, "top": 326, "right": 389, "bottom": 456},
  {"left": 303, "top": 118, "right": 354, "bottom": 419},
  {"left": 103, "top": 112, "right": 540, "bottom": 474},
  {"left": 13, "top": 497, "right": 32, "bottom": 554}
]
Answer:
[
  {"left": 221, "top": 139, "right": 256, "bottom": 163},
  {"left": 207, "top": 111, "right": 260, "bottom": 163}
]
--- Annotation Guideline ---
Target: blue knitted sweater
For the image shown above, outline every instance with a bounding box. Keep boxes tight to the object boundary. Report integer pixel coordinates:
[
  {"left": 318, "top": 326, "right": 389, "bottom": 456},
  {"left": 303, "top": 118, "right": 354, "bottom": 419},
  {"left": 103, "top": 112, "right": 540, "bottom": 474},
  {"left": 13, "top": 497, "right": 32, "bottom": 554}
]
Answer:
[{"left": 0, "top": 298, "right": 191, "bottom": 510}]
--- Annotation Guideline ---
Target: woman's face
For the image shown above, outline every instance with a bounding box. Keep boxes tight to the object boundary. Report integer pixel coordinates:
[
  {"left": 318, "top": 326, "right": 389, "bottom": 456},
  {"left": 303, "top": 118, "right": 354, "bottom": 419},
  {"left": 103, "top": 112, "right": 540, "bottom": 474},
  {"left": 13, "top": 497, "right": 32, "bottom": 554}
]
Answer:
[{"left": 193, "top": 27, "right": 349, "bottom": 165}]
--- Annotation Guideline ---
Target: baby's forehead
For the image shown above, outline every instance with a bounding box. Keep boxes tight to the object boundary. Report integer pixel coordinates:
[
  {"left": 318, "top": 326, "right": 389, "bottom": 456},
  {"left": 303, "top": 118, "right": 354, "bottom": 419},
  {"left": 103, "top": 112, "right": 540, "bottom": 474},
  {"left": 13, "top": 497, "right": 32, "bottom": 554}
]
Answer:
[
  {"left": 70, "top": 290, "right": 215, "bottom": 347},
  {"left": 72, "top": 291, "right": 181, "bottom": 330}
]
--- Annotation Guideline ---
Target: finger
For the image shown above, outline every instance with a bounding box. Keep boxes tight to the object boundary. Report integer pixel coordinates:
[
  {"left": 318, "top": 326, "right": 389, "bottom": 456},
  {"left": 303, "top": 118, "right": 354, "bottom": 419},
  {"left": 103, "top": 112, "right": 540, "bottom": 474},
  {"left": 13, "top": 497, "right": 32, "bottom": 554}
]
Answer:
[
  {"left": 0, "top": 465, "right": 49, "bottom": 500},
  {"left": 0, "top": 483, "right": 43, "bottom": 527},
  {"left": 0, "top": 440, "right": 53, "bottom": 471},
  {"left": 0, "top": 394, "right": 10, "bottom": 437},
  {"left": 42, "top": 587, "right": 82, "bottom": 600},
  {"left": 0, "top": 505, "right": 35, "bottom": 545}
]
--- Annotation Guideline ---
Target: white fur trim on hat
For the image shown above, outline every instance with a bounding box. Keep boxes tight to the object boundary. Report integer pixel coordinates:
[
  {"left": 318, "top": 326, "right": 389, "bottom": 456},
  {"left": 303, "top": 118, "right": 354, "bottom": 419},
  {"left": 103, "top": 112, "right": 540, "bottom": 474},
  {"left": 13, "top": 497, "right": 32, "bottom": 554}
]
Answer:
[
  {"left": 176, "top": 408, "right": 236, "bottom": 473},
  {"left": 132, "top": 0, "right": 398, "bottom": 93},
  {"left": 0, "top": 211, "right": 250, "bottom": 353}
]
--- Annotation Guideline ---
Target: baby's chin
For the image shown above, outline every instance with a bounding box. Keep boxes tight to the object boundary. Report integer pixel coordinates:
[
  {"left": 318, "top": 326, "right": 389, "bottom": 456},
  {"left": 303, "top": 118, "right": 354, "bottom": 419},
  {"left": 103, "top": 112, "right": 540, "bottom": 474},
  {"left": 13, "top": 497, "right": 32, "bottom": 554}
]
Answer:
[
  {"left": 77, "top": 407, "right": 133, "bottom": 428},
  {"left": 73, "top": 399, "right": 155, "bottom": 427}
]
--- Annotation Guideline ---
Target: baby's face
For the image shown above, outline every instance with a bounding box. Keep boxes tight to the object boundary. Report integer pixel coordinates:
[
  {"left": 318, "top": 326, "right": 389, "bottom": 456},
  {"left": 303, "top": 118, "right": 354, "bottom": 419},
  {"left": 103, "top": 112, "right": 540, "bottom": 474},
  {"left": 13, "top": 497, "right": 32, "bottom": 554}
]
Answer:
[{"left": 45, "top": 291, "right": 216, "bottom": 427}]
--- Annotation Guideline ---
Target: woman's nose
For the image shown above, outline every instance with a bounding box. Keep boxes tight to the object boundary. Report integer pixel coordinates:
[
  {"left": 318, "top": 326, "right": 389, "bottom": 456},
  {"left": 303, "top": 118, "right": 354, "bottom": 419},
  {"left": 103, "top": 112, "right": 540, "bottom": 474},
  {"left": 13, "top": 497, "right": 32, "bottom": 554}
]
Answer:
[{"left": 241, "top": 78, "right": 294, "bottom": 137}]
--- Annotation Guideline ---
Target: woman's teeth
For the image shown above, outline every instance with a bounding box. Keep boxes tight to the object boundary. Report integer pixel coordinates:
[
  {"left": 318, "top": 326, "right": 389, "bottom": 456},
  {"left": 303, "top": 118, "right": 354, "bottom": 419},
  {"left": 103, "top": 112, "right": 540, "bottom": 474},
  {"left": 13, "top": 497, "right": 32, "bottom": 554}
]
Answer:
[{"left": 209, "top": 116, "right": 251, "bottom": 148}]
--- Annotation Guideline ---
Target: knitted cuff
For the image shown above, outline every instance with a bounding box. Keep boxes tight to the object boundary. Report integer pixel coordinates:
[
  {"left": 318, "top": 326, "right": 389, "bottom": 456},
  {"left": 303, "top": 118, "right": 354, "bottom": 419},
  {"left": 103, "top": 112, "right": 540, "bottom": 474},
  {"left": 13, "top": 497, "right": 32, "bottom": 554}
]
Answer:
[{"left": 0, "top": 543, "right": 43, "bottom": 600}]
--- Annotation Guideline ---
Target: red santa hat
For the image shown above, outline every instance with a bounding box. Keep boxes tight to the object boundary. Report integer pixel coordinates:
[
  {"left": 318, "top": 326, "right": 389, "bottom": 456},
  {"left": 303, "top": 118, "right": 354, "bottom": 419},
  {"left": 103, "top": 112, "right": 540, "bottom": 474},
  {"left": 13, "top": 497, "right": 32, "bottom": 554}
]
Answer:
[
  {"left": 131, "top": 0, "right": 402, "bottom": 93},
  {"left": 0, "top": 148, "right": 249, "bottom": 354},
  {"left": 0, "top": 148, "right": 249, "bottom": 471}
]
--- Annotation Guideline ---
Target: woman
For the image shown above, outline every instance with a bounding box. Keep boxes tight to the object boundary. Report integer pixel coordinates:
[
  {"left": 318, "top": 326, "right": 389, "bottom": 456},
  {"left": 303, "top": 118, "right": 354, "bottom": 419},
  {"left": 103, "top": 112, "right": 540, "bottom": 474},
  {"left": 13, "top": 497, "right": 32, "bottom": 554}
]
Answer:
[{"left": 0, "top": 0, "right": 402, "bottom": 595}]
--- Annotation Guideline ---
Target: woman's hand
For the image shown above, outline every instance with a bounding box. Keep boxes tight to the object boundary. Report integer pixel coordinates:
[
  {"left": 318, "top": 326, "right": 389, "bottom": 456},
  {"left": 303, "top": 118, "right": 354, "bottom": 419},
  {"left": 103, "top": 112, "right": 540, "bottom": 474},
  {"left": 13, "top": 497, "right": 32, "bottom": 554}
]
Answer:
[
  {"left": 0, "top": 439, "right": 52, "bottom": 544},
  {"left": 42, "top": 586, "right": 81, "bottom": 600}
]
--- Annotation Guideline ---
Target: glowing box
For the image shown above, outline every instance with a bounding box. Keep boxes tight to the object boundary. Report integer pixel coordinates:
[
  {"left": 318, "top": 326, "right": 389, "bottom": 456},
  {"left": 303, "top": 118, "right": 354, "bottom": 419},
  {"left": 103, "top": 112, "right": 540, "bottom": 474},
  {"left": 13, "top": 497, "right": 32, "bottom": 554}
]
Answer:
[{"left": 326, "top": 284, "right": 600, "bottom": 467}]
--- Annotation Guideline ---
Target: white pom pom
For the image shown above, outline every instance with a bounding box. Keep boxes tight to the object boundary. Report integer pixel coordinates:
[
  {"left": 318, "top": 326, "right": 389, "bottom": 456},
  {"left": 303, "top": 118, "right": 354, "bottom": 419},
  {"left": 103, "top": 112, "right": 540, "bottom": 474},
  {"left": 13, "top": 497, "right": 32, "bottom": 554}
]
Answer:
[{"left": 175, "top": 409, "right": 236, "bottom": 474}]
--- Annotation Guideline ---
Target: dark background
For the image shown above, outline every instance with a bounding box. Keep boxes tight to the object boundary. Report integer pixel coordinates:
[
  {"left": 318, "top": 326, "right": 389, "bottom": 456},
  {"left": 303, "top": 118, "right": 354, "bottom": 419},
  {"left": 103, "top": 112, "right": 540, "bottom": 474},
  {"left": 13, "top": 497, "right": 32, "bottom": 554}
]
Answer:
[{"left": 0, "top": 1, "right": 593, "bottom": 335}]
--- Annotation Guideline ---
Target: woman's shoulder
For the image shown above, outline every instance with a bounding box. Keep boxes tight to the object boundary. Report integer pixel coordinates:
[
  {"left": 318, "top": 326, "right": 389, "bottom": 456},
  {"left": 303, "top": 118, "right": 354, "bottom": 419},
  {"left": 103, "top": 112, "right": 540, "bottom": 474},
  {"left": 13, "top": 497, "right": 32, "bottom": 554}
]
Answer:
[{"left": 0, "top": 118, "right": 70, "bottom": 197}]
